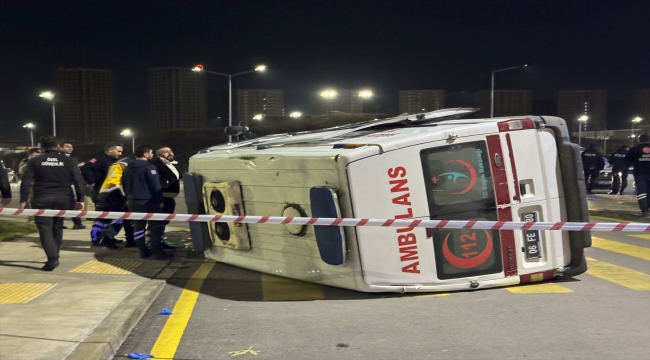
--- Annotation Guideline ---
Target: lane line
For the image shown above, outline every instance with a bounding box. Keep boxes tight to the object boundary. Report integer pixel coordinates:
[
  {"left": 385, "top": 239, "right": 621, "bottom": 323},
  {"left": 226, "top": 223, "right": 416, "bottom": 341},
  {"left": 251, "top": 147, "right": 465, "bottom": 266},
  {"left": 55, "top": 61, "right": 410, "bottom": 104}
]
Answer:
[
  {"left": 592, "top": 237, "right": 650, "bottom": 261},
  {"left": 261, "top": 274, "right": 324, "bottom": 301},
  {"left": 632, "top": 234, "right": 650, "bottom": 241},
  {"left": 150, "top": 261, "right": 216, "bottom": 359},
  {"left": 505, "top": 283, "right": 573, "bottom": 294},
  {"left": 586, "top": 258, "right": 650, "bottom": 291}
]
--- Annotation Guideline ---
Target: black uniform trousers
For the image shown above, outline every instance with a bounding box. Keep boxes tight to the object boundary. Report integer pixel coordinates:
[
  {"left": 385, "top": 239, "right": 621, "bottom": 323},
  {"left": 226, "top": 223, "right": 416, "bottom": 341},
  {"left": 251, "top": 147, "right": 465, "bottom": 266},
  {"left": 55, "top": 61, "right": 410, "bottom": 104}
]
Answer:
[
  {"left": 31, "top": 195, "right": 69, "bottom": 261},
  {"left": 128, "top": 200, "right": 165, "bottom": 256},
  {"left": 584, "top": 167, "right": 600, "bottom": 192}
]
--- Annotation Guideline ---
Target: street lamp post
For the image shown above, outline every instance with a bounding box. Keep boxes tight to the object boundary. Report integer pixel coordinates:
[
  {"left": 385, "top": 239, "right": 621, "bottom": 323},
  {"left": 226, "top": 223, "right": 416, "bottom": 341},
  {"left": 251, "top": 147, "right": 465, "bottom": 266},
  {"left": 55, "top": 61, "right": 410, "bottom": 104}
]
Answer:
[
  {"left": 578, "top": 115, "right": 589, "bottom": 147},
  {"left": 192, "top": 64, "right": 267, "bottom": 143},
  {"left": 23, "top": 123, "right": 35, "bottom": 146},
  {"left": 631, "top": 116, "right": 643, "bottom": 146},
  {"left": 120, "top": 129, "right": 135, "bottom": 153},
  {"left": 490, "top": 64, "right": 528, "bottom": 118},
  {"left": 39, "top": 91, "right": 57, "bottom": 136}
]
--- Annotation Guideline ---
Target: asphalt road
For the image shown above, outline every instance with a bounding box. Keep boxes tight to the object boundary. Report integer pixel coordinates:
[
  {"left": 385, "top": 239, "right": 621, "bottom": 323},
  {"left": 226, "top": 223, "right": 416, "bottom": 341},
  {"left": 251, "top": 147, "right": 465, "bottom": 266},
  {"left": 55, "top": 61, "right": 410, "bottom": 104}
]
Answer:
[{"left": 114, "top": 216, "right": 650, "bottom": 360}]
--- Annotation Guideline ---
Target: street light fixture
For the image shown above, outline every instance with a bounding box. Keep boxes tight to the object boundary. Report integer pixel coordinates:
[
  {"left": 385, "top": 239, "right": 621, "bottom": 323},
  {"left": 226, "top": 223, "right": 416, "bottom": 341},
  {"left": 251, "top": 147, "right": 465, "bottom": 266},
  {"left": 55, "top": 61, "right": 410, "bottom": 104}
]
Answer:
[
  {"left": 23, "top": 123, "right": 35, "bottom": 146},
  {"left": 289, "top": 112, "right": 302, "bottom": 118},
  {"left": 39, "top": 91, "right": 58, "bottom": 136},
  {"left": 191, "top": 64, "right": 267, "bottom": 142},
  {"left": 631, "top": 116, "right": 643, "bottom": 146},
  {"left": 320, "top": 89, "right": 338, "bottom": 98},
  {"left": 252, "top": 114, "right": 264, "bottom": 121},
  {"left": 490, "top": 64, "right": 528, "bottom": 118},
  {"left": 120, "top": 129, "right": 135, "bottom": 153},
  {"left": 358, "top": 90, "right": 373, "bottom": 98},
  {"left": 577, "top": 115, "right": 589, "bottom": 147}
]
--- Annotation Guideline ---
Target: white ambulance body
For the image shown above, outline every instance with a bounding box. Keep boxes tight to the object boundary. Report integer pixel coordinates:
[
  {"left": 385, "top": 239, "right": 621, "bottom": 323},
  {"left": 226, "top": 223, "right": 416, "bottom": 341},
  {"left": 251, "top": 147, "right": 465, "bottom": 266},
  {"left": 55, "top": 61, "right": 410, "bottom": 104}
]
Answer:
[{"left": 183, "top": 108, "right": 591, "bottom": 293}]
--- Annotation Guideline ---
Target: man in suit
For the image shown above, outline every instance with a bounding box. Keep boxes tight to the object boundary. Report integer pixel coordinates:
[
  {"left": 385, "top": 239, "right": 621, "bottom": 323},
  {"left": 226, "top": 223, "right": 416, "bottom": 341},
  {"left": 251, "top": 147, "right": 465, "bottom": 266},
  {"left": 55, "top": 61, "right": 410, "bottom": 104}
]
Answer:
[{"left": 151, "top": 146, "right": 179, "bottom": 249}]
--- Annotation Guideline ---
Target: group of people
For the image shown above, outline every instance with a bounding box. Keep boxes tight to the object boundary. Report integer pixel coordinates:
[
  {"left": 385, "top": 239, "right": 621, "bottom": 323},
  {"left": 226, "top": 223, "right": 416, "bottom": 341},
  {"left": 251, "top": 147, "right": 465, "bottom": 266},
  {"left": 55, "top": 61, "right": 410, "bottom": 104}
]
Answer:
[
  {"left": 12, "top": 135, "right": 180, "bottom": 271},
  {"left": 582, "top": 134, "right": 650, "bottom": 216}
]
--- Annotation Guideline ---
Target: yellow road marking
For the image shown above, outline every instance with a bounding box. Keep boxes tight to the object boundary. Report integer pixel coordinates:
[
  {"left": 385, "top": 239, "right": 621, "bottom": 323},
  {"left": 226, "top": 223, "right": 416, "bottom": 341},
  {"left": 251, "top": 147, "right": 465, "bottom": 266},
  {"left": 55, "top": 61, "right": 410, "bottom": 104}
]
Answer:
[
  {"left": 412, "top": 293, "right": 450, "bottom": 297},
  {"left": 69, "top": 260, "right": 141, "bottom": 274},
  {"left": 592, "top": 237, "right": 650, "bottom": 261},
  {"left": 632, "top": 234, "right": 650, "bottom": 241},
  {"left": 591, "top": 215, "right": 634, "bottom": 223},
  {"left": 505, "top": 283, "right": 573, "bottom": 294},
  {"left": 151, "top": 261, "right": 216, "bottom": 359},
  {"left": 261, "top": 274, "right": 324, "bottom": 301},
  {"left": 587, "top": 258, "right": 650, "bottom": 291},
  {"left": 0, "top": 283, "right": 58, "bottom": 304}
]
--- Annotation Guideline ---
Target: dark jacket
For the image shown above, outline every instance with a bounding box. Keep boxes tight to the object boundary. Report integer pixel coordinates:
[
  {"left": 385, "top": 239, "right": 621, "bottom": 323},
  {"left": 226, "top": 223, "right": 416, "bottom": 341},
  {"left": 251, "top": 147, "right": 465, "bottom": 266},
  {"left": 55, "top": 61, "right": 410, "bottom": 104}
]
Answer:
[
  {"left": 625, "top": 142, "right": 650, "bottom": 177},
  {"left": 581, "top": 147, "right": 605, "bottom": 170},
  {"left": 122, "top": 159, "right": 162, "bottom": 203},
  {"left": 80, "top": 152, "right": 116, "bottom": 187},
  {"left": 19, "top": 150, "right": 85, "bottom": 203},
  {"left": 151, "top": 157, "right": 180, "bottom": 198},
  {"left": 0, "top": 167, "right": 10, "bottom": 200},
  {"left": 609, "top": 146, "right": 630, "bottom": 172}
]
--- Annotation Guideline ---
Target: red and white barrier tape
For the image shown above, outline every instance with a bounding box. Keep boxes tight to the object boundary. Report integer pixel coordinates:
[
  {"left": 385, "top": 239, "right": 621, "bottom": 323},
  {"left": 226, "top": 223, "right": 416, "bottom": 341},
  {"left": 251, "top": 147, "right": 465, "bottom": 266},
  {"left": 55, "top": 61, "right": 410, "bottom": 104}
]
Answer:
[{"left": 0, "top": 208, "right": 648, "bottom": 232}]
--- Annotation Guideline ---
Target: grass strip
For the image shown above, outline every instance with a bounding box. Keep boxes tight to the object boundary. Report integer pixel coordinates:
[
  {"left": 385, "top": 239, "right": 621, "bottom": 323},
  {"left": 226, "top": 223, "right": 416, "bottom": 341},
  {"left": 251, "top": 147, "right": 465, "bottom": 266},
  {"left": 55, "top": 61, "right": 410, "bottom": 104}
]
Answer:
[{"left": 0, "top": 220, "right": 37, "bottom": 241}]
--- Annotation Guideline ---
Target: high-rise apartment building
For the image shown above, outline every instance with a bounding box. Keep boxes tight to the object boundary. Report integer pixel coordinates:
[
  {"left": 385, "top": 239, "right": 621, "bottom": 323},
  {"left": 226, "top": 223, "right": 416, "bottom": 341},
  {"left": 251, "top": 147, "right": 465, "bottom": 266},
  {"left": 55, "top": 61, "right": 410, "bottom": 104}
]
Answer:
[
  {"left": 317, "top": 89, "right": 365, "bottom": 114},
  {"left": 557, "top": 90, "right": 607, "bottom": 131},
  {"left": 474, "top": 90, "right": 532, "bottom": 118},
  {"left": 399, "top": 90, "right": 446, "bottom": 114},
  {"left": 56, "top": 69, "right": 114, "bottom": 144},
  {"left": 150, "top": 68, "right": 207, "bottom": 132},
  {"left": 237, "top": 89, "right": 284, "bottom": 123}
]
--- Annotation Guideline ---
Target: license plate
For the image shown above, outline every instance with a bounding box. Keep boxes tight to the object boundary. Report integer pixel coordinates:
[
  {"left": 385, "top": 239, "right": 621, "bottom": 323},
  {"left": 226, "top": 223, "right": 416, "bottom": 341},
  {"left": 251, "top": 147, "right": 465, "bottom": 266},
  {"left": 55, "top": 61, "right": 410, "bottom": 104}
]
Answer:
[
  {"left": 521, "top": 212, "right": 542, "bottom": 260},
  {"left": 597, "top": 181, "right": 610, "bottom": 185}
]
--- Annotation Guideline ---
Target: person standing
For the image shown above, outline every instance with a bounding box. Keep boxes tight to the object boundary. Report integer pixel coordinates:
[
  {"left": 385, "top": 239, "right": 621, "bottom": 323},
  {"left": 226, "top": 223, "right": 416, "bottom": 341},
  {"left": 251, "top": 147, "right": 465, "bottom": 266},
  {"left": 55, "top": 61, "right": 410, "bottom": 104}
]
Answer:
[
  {"left": 151, "top": 146, "right": 179, "bottom": 249},
  {"left": 581, "top": 144, "right": 605, "bottom": 194},
  {"left": 19, "top": 136, "right": 85, "bottom": 271},
  {"left": 81, "top": 142, "right": 123, "bottom": 245},
  {"left": 625, "top": 134, "right": 650, "bottom": 216},
  {"left": 608, "top": 145, "right": 630, "bottom": 195},
  {"left": 122, "top": 145, "right": 170, "bottom": 260},
  {"left": 0, "top": 162, "right": 11, "bottom": 207},
  {"left": 59, "top": 140, "right": 86, "bottom": 229},
  {"left": 18, "top": 148, "right": 43, "bottom": 176}
]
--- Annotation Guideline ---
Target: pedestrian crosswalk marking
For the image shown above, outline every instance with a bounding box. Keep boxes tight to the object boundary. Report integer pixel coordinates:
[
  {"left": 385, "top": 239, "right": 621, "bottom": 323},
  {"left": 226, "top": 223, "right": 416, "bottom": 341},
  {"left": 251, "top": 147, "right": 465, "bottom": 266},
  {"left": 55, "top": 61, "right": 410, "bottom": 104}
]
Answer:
[
  {"left": 631, "top": 234, "right": 650, "bottom": 241},
  {"left": 0, "top": 283, "right": 58, "bottom": 304},
  {"left": 69, "top": 260, "right": 141, "bottom": 274},
  {"left": 592, "top": 237, "right": 650, "bottom": 261},
  {"left": 586, "top": 258, "right": 650, "bottom": 291},
  {"left": 261, "top": 274, "right": 325, "bottom": 301},
  {"left": 505, "top": 283, "right": 573, "bottom": 294}
]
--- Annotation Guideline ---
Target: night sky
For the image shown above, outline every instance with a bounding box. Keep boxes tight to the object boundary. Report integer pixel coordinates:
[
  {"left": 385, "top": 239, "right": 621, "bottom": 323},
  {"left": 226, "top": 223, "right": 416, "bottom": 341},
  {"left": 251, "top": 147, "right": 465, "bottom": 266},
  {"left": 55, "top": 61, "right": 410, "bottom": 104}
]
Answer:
[{"left": 1, "top": 0, "right": 649, "bottom": 143}]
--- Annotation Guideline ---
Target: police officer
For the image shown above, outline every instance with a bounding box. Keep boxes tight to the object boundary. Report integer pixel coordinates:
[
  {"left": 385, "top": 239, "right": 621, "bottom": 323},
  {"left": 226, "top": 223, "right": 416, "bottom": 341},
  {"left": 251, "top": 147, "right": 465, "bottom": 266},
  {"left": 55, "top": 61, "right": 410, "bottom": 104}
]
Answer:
[
  {"left": 19, "top": 136, "right": 85, "bottom": 271},
  {"left": 81, "top": 142, "right": 123, "bottom": 245},
  {"left": 122, "top": 145, "right": 170, "bottom": 259},
  {"left": 581, "top": 144, "right": 605, "bottom": 194},
  {"left": 625, "top": 134, "right": 650, "bottom": 216},
  {"left": 608, "top": 145, "right": 630, "bottom": 195},
  {"left": 151, "top": 146, "right": 179, "bottom": 249}
]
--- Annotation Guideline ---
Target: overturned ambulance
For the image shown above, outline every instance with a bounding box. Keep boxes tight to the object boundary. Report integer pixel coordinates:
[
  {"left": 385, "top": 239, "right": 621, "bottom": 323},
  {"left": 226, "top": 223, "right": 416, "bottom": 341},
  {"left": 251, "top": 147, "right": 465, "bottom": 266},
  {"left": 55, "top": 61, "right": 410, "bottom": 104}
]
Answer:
[{"left": 183, "top": 108, "right": 591, "bottom": 293}]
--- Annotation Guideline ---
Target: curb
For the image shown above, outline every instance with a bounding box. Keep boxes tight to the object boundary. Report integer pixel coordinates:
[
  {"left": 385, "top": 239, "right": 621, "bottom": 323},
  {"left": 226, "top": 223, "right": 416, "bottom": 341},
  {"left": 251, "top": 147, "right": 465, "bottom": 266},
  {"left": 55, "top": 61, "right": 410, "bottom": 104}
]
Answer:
[{"left": 66, "top": 260, "right": 180, "bottom": 360}]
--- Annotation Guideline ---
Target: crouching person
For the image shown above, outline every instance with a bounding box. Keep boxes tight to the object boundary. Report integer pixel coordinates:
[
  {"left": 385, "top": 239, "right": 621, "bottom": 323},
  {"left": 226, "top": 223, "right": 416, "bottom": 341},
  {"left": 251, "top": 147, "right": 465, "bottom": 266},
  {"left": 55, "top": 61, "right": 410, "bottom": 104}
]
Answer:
[
  {"left": 122, "top": 145, "right": 170, "bottom": 260},
  {"left": 19, "top": 136, "right": 85, "bottom": 271},
  {"left": 94, "top": 156, "right": 136, "bottom": 249}
]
